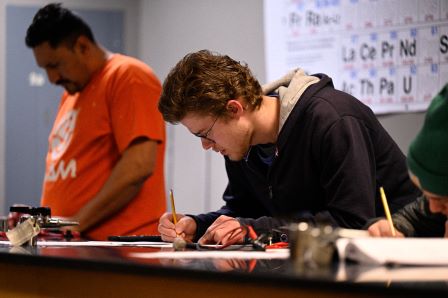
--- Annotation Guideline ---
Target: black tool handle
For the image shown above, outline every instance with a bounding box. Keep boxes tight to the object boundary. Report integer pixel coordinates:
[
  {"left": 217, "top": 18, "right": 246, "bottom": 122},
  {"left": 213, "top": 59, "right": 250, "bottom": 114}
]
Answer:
[{"left": 10, "top": 206, "right": 51, "bottom": 217}]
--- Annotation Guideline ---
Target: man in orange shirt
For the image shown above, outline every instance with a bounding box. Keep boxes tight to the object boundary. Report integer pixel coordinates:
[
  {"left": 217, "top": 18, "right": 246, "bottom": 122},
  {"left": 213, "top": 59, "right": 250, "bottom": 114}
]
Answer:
[{"left": 24, "top": 3, "right": 166, "bottom": 240}]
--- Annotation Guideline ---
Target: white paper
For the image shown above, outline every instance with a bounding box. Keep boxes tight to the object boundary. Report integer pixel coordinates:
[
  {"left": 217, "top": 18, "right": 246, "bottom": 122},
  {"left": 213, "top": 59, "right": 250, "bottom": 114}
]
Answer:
[
  {"left": 129, "top": 248, "right": 290, "bottom": 260},
  {"left": 0, "top": 240, "right": 172, "bottom": 248},
  {"left": 354, "top": 266, "right": 448, "bottom": 282},
  {"left": 336, "top": 238, "right": 448, "bottom": 266}
]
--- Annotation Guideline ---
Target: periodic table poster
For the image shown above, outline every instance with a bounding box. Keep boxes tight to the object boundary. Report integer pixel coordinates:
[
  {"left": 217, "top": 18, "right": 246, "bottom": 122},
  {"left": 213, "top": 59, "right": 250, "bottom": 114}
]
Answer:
[{"left": 264, "top": 0, "right": 448, "bottom": 114}]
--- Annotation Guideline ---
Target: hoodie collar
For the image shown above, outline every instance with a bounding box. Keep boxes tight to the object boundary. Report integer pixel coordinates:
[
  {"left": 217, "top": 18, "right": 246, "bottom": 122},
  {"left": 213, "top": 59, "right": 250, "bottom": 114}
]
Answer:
[{"left": 262, "top": 69, "right": 320, "bottom": 132}]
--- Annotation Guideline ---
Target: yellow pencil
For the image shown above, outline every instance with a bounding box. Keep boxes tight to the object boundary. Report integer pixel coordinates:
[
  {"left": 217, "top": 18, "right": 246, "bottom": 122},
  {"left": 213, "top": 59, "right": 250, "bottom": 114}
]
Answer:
[
  {"left": 380, "top": 186, "right": 396, "bottom": 237},
  {"left": 169, "top": 189, "right": 178, "bottom": 225}
]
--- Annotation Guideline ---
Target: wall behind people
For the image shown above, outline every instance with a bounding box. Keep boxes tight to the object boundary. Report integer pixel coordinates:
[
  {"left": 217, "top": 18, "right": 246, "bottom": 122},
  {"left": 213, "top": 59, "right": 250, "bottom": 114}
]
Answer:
[
  {"left": 139, "top": 0, "right": 426, "bottom": 215},
  {"left": 139, "top": 0, "right": 265, "bottom": 214},
  {"left": 0, "top": 0, "right": 426, "bottom": 216},
  {"left": 0, "top": 0, "right": 140, "bottom": 214}
]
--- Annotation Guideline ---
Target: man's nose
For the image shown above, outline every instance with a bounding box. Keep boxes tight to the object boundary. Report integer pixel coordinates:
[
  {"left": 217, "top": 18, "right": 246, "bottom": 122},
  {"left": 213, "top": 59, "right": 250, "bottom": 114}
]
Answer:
[
  {"left": 428, "top": 198, "right": 444, "bottom": 214},
  {"left": 201, "top": 138, "right": 214, "bottom": 150},
  {"left": 46, "top": 69, "right": 61, "bottom": 84}
]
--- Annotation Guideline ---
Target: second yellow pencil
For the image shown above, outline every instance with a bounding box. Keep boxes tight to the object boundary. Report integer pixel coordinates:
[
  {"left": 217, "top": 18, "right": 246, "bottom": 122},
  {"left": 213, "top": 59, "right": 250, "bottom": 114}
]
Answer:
[{"left": 380, "top": 186, "right": 396, "bottom": 237}]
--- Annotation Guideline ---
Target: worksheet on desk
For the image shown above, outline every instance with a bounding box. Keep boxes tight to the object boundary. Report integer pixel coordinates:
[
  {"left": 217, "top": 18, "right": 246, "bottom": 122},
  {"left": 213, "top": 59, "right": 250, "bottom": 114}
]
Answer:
[
  {"left": 129, "top": 249, "right": 290, "bottom": 260},
  {"left": 0, "top": 240, "right": 172, "bottom": 248},
  {"left": 336, "top": 238, "right": 448, "bottom": 266},
  {"left": 349, "top": 266, "right": 448, "bottom": 282}
]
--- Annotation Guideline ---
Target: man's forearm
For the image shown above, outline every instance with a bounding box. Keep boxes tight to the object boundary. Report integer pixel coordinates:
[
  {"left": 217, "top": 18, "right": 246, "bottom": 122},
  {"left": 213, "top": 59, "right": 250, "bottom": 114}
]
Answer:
[
  {"left": 74, "top": 139, "right": 158, "bottom": 233},
  {"left": 75, "top": 177, "right": 145, "bottom": 232}
]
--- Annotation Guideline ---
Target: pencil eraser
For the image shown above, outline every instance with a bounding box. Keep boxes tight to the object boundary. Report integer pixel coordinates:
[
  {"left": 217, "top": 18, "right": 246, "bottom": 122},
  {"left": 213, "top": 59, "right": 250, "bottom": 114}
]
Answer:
[{"left": 173, "top": 237, "right": 187, "bottom": 251}]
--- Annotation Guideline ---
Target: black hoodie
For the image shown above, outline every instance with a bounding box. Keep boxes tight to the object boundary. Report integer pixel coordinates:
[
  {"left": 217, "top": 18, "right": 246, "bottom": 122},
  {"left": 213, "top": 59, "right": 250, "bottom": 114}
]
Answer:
[{"left": 190, "top": 72, "right": 420, "bottom": 241}]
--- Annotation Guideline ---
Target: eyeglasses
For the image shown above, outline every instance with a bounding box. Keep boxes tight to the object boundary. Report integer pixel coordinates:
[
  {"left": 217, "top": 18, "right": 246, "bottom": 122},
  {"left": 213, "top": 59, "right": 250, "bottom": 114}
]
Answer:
[{"left": 193, "top": 116, "right": 219, "bottom": 143}]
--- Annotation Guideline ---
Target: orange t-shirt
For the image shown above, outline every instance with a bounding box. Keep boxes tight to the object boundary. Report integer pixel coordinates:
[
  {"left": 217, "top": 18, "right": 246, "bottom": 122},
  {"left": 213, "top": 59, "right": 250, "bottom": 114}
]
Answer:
[{"left": 41, "top": 54, "right": 166, "bottom": 240}]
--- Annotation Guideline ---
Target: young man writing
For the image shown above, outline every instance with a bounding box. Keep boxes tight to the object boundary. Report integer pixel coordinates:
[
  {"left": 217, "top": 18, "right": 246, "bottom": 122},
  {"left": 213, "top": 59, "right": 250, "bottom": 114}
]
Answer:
[{"left": 158, "top": 50, "right": 419, "bottom": 245}]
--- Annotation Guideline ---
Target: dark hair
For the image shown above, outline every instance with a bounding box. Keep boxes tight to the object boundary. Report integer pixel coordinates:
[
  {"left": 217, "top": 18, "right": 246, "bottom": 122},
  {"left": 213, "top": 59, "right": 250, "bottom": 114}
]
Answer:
[
  {"left": 25, "top": 3, "right": 95, "bottom": 48},
  {"left": 159, "top": 50, "right": 262, "bottom": 123}
]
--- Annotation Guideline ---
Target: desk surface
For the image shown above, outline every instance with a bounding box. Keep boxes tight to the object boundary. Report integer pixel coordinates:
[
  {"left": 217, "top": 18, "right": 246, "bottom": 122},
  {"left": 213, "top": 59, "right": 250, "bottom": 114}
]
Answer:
[{"left": 0, "top": 240, "right": 446, "bottom": 298}]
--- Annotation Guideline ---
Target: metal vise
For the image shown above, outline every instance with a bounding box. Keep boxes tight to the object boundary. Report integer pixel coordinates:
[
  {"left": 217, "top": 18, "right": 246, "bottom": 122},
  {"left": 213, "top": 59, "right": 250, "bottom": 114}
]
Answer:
[
  {"left": 289, "top": 222, "right": 369, "bottom": 270},
  {"left": 6, "top": 206, "right": 79, "bottom": 246},
  {"left": 289, "top": 222, "right": 339, "bottom": 269}
]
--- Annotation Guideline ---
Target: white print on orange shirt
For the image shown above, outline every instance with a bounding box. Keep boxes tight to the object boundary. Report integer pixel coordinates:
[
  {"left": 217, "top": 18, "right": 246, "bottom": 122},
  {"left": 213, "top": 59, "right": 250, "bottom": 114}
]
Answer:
[
  {"left": 49, "top": 109, "right": 79, "bottom": 161},
  {"left": 45, "top": 159, "right": 77, "bottom": 182}
]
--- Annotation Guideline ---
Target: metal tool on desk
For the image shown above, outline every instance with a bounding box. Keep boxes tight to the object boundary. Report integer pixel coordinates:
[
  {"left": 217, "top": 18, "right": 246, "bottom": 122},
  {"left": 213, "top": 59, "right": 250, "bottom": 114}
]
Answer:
[
  {"left": 289, "top": 222, "right": 369, "bottom": 269},
  {"left": 6, "top": 206, "right": 79, "bottom": 246}
]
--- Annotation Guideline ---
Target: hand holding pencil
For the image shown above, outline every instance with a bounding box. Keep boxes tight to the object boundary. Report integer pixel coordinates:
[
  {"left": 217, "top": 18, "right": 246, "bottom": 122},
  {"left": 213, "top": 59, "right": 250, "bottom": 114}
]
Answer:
[
  {"left": 368, "top": 187, "right": 404, "bottom": 237},
  {"left": 158, "top": 189, "right": 198, "bottom": 243},
  {"left": 368, "top": 219, "right": 405, "bottom": 237}
]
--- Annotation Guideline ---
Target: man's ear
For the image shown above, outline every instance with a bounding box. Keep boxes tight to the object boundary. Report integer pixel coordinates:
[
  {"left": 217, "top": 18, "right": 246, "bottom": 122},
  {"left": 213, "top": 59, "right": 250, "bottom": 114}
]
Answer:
[
  {"left": 226, "top": 99, "right": 244, "bottom": 118},
  {"left": 74, "top": 36, "right": 91, "bottom": 55}
]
